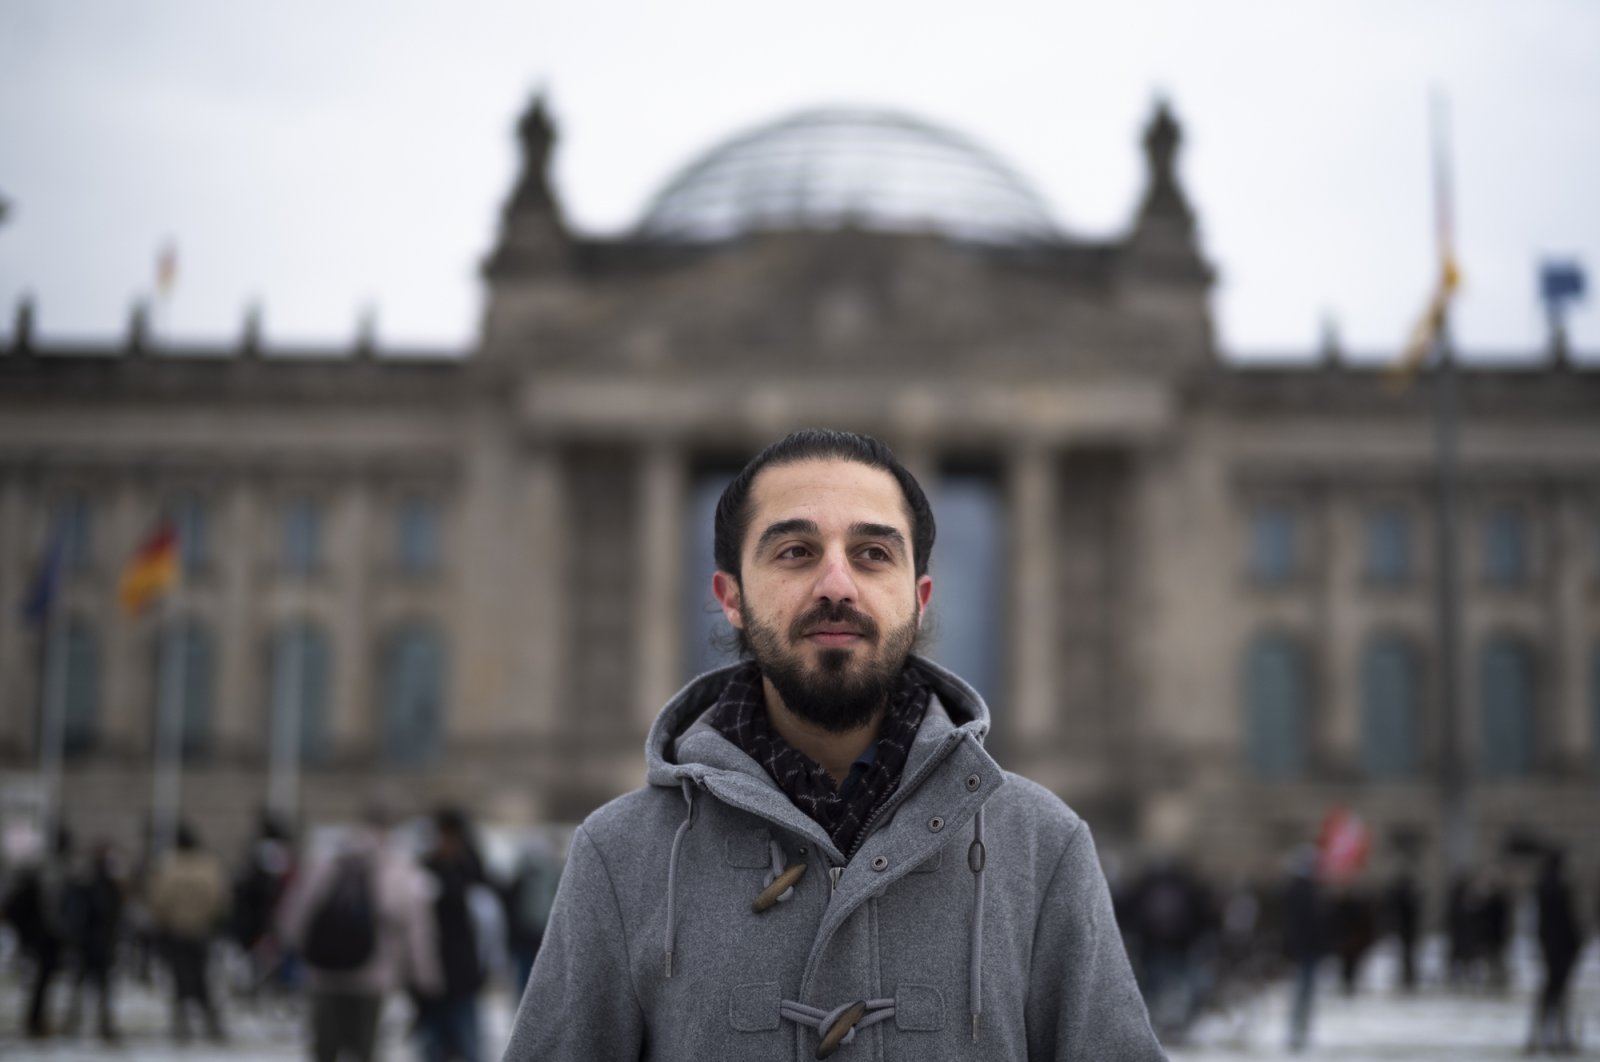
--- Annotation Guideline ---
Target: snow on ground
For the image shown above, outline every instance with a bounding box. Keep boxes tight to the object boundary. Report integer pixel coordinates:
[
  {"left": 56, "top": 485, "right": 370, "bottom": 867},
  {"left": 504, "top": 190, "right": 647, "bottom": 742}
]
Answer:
[{"left": 1, "top": 936, "right": 1596, "bottom": 1059}]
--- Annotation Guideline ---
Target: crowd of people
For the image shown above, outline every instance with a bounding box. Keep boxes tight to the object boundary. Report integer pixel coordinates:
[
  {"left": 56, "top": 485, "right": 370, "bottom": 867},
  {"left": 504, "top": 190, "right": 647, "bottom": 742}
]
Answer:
[
  {"left": 3, "top": 809, "right": 1594, "bottom": 1058},
  {"left": 1, "top": 804, "right": 562, "bottom": 1061},
  {"left": 1112, "top": 844, "right": 1594, "bottom": 1054}
]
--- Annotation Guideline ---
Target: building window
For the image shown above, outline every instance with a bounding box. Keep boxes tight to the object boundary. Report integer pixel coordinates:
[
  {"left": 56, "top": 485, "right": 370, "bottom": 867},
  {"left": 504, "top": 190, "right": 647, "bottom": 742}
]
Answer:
[
  {"left": 1366, "top": 507, "right": 1412, "bottom": 586},
  {"left": 270, "top": 621, "right": 332, "bottom": 764},
  {"left": 1249, "top": 506, "right": 1297, "bottom": 585},
  {"left": 1244, "top": 632, "right": 1308, "bottom": 777},
  {"left": 928, "top": 472, "right": 1004, "bottom": 708},
  {"left": 1478, "top": 636, "right": 1535, "bottom": 777},
  {"left": 397, "top": 497, "right": 440, "bottom": 576},
  {"left": 58, "top": 494, "right": 93, "bottom": 574},
  {"left": 382, "top": 622, "right": 446, "bottom": 764},
  {"left": 282, "top": 498, "right": 322, "bottom": 577},
  {"left": 1361, "top": 634, "right": 1420, "bottom": 778},
  {"left": 156, "top": 620, "right": 216, "bottom": 762},
  {"left": 1483, "top": 507, "right": 1528, "bottom": 587},
  {"left": 683, "top": 467, "right": 741, "bottom": 681},
  {"left": 170, "top": 494, "right": 209, "bottom": 575},
  {"left": 40, "top": 618, "right": 100, "bottom": 758}
]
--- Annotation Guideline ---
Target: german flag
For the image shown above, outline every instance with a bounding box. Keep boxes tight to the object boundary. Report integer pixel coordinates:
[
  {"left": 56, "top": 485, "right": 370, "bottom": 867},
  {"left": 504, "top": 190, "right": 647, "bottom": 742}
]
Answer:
[{"left": 119, "top": 523, "right": 178, "bottom": 615}]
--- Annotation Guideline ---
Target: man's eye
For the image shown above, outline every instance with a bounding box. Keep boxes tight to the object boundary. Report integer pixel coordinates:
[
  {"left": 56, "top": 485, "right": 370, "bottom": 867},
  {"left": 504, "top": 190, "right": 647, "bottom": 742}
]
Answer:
[
  {"left": 859, "top": 546, "right": 892, "bottom": 563},
  {"left": 776, "top": 545, "right": 811, "bottom": 560}
]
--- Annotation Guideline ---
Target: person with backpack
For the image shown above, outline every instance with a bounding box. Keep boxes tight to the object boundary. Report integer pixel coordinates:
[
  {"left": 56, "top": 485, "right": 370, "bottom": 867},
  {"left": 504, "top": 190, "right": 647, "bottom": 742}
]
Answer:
[{"left": 279, "top": 802, "right": 441, "bottom": 1062}]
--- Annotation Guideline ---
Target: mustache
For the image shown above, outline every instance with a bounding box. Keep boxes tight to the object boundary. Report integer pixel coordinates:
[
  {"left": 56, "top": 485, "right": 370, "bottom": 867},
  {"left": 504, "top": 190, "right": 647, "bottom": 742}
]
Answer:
[{"left": 788, "top": 601, "right": 880, "bottom": 642}]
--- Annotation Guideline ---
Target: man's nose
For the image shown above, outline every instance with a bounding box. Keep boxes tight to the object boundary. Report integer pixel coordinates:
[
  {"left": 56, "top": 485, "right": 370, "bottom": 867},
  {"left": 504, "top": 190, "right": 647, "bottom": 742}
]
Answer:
[{"left": 813, "top": 550, "right": 858, "bottom": 603}]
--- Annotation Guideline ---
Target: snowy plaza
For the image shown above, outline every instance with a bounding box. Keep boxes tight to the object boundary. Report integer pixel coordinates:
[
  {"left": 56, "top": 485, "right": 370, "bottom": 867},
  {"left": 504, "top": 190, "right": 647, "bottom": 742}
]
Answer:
[{"left": 1, "top": 937, "right": 1595, "bottom": 1060}]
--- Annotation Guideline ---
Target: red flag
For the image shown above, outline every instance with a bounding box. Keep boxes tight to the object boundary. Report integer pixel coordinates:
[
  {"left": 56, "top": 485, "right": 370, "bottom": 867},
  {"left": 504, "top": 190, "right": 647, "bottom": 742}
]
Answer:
[{"left": 119, "top": 523, "right": 178, "bottom": 615}]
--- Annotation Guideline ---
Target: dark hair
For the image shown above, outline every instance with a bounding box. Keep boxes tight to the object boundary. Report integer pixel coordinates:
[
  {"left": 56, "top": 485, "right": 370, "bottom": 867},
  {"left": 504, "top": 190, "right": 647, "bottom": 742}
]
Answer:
[{"left": 713, "top": 429, "right": 935, "bottom": 581}]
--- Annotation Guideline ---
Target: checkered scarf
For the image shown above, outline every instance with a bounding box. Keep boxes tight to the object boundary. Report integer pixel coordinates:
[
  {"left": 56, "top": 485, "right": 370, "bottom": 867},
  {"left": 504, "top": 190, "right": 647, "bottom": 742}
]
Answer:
[{"left": 709, "top": 661, "right": 930, "bottom": 858}]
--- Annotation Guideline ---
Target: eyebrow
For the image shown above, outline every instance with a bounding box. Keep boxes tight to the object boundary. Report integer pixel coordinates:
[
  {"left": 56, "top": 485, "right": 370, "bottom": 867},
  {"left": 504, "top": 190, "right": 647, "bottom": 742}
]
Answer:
[{"left": 753, "top": 518, "right": 908, "bottom": 558}]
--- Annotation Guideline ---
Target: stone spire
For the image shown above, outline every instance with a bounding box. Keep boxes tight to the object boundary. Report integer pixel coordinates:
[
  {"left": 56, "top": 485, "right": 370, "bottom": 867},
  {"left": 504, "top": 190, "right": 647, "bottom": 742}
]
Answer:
[
  {"left": 485, "top": 93, "right": 570, "bottom": 277},
  {"left": 1125, "top": 98, "right": 1209, "bottom": 285}
]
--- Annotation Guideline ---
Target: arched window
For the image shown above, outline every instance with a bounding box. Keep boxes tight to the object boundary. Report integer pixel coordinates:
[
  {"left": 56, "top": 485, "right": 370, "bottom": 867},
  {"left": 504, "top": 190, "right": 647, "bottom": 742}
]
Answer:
[
  {"left": 1361, "top": 634, "right": 1420, "bottom": 778},
  {"left": 383, "top": 623, "right": 446, "bottom": 764},
  {"left": 1478, "top": 636, "right": 1536, "bottom": 777},
  {"left": 156, "top": 620, "right": 215, "bottom": 761},
  {"left": 929, "top": 473, "right": 1003, "bottom": 707},
  {"left": 41, "top": 618, "right": 101, "bottom": 757},
  {"left": 1244, "top": 632, "right": 1308, "bottom": 777},
  {"left": 270, "top": 621, "right": 332, "bottom": 764}
]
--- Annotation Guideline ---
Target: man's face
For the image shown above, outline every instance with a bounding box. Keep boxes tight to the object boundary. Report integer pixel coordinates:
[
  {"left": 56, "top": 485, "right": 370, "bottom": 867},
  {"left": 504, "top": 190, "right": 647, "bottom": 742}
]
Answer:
[{"left": 712, "top": 458, "right": 933, "bottom": 732}]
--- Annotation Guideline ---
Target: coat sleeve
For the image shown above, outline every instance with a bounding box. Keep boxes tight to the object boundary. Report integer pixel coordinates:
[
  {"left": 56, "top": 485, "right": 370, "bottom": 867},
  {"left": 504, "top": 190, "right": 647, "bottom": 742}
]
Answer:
[
  {"left": 1025, "top": 821, "right": 1167, "bottom": 1061},
  {"left": 501, "top": 826, "right": 644, "bottom": 1061}
]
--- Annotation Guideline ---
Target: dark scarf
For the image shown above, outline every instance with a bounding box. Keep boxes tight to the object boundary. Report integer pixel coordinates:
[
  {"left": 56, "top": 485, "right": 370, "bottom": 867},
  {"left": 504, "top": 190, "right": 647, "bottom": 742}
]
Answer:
[{"left": 709, "top": 661, "right": 930, "bottom": 858}]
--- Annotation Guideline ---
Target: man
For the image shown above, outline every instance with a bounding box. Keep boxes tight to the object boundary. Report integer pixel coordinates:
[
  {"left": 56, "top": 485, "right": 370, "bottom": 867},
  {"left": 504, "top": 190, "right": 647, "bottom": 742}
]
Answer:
[
  {"left": 506, "top": 429, "right": 1163, "bottom": 1060},
  {"left": 278, "top": 802, "right": 442, "bottom": 1062},
  {"left": 147, "top": 822, "right": 230, "bottom": 1043}
]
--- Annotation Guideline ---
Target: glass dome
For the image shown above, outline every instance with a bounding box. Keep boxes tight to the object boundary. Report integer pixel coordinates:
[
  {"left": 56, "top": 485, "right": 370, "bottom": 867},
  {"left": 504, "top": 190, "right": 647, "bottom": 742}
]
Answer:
[{"left": 636, "top": 107, "right": 1060, "bottom": 246}]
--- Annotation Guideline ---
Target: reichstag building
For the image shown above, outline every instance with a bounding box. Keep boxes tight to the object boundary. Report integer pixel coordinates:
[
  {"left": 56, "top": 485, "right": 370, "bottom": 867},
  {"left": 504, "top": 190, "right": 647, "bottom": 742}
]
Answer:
[{"left": 3, "top": 97, "right": 1597, "bottom": 888}]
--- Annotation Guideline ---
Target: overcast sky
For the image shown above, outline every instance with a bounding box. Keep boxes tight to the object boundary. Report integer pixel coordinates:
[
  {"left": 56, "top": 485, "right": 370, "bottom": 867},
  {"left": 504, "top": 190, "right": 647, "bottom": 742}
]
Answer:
[{"left": 1, "top": 0, "right": 1596, "bottom": 360}]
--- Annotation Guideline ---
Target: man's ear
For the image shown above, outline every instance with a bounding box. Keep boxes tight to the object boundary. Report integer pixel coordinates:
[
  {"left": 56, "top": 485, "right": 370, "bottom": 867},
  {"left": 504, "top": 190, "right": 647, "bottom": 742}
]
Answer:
[
  {"left": 712, "top": 571, "right": 744, "bottom": 629},
  {"left": 914, "top": 574, "right": 933, "bottom": 625}
]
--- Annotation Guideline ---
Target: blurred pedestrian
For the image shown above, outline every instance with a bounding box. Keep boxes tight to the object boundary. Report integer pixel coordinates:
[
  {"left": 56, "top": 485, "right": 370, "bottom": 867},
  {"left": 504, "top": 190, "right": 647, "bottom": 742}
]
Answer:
[
  {"left": 1, "top": 826, "right": 73, "bottom": 1038},
  {"left": 418, "top": 807, "right": 490, "bottom": 1062},
  {"left": 1478, "top": 866, "right": 1511, "bottom": 991},
  {"left": 501, "top": 839, "right": 561, "bottom": 997},
  {"left": 1446, "top": 870, "right": 1479, "bottom": 986},
  {"left": 234, "top": 810, "right": 298, "bottom": 995},
  {"left": 1282, "top": 845, "right": 1325, "bottom": 1053},
  {"left": 1329, "top": 885, "right": 1377, "bottom": 995},
  {"left": 278, "top": 801, "right": 441, "bottom": 1062},
  {"left": 1131, "top": 855, "right": 1208, "bottom": 1038},
  {"left": 63, "top": 839, "right": 125, "bottom": 1042},
  {"left": 147, "top": 822, "right": 230, "bottom": 1043},
  {"left": 1526, "top": 848, "right": 1582, "bottom": 1054},
  {"left": 1382, "top": 861, "right": 1421, "bottom": 991}
]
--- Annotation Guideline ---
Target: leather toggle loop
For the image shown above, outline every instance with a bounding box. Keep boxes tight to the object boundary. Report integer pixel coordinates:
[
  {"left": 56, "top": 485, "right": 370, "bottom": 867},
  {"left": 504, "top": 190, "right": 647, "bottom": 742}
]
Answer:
[
  {"left": 815, "top": 1000, "right": 869, "bottom": 1059},
  {"left": 752, "top": 863, "right": 806, "bottom": 913}
]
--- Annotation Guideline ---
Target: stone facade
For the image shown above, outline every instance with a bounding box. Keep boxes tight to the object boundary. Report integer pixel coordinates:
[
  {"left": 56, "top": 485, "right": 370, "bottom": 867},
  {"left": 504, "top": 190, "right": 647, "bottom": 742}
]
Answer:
[{"left": 1, "top": 98, "right": 1596, "bottom": 897}]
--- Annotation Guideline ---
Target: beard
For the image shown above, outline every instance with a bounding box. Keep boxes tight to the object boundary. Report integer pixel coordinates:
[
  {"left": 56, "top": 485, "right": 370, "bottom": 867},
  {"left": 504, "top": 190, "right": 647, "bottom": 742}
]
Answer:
[{"left": 743, "top": 598, "right": 920, "bottom": 733}]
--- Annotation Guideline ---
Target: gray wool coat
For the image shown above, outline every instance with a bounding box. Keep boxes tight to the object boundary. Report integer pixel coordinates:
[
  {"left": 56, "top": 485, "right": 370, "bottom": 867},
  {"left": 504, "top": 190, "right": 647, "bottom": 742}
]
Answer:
[{"left": 503, "top": 656, "right": 1165, "bottom": 1061}]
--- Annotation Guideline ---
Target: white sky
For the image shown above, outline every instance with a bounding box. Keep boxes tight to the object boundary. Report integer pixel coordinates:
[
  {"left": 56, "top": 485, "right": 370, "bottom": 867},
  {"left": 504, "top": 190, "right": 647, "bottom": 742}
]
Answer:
[{"left": 1, "top": 0, "right": 1596, "bottom": 360}]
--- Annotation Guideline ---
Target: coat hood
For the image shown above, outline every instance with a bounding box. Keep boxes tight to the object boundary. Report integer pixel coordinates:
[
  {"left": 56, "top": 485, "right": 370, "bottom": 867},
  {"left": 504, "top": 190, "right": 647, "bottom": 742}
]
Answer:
[{"left": 644, "top": 653, "right": 991, "bottom": 789}]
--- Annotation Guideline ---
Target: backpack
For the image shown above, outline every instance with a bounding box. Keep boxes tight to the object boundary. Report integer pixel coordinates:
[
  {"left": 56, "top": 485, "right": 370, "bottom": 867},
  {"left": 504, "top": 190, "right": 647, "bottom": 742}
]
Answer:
[{"left": 302, "top": 856, "right": 377, "bottom": 972}]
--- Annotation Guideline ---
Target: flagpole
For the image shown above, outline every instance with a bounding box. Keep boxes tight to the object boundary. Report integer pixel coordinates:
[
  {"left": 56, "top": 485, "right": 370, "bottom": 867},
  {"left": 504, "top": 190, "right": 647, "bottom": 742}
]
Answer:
[
  {"left": 151, "top": 587, "right": 187, "bottom": 855},
  {"left": 37, "top": 597, "right": 70, "bottom": 846},
  {"left": 1426, "top": 91, "right": 1472, "bottom": 877}
]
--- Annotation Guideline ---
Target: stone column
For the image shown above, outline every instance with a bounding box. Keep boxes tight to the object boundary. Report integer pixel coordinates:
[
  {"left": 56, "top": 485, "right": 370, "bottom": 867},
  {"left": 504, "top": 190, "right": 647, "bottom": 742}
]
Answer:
[
  {"left": 103, "top": 480, "right": 148, "bottom": 755},
  {"left": 217, "top": 478, "right": 258, "bottom": 757},
  {"left": 1320, "top": 486, "right": 1361, "bottom": 775},
  {"left": 1009, "top": 444, "right": 1057, "bottom": 740},
  {"left": 333, "top": 478, "right": 374, "bottom": 754},
  {"left": 1550, "top": 487, "right": 1587, "bottom": 772},
  {"left": 514, "top": 444, "right": 564, "bottom": 740},
  {"left": 637, "top": 441, "right": 685, "bottom": 730},
  {"left": 0, "top": 473, "right": 29, "bottom": 753}
]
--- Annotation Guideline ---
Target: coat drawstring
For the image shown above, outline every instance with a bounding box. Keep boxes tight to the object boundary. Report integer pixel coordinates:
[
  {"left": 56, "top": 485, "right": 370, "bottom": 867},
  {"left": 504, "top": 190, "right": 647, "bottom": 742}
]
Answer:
[
  {"left": 968, "top": 804, "right": 987, "bottom": 1041},
  {"left": 664, "top": 778, "right": 697, "bottom": 978}
]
